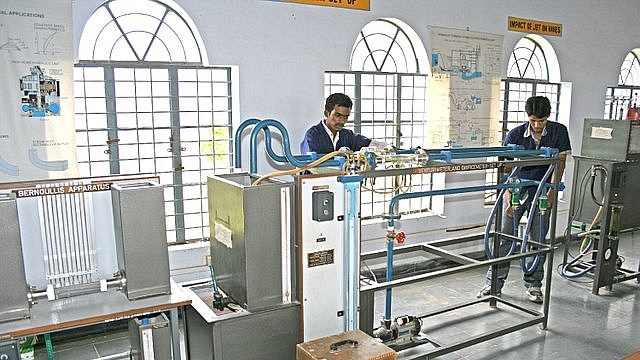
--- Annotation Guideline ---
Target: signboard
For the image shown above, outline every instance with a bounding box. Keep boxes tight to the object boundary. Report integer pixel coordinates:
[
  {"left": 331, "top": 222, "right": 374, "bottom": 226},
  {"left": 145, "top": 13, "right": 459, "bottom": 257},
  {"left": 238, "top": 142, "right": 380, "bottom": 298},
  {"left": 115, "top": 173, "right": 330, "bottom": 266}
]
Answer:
[
  {"left": 508, "top": 16, "right": 562, "bottom": 37},
  {"left": 266, "top": 0, "right": 369, "bottom": 11}
]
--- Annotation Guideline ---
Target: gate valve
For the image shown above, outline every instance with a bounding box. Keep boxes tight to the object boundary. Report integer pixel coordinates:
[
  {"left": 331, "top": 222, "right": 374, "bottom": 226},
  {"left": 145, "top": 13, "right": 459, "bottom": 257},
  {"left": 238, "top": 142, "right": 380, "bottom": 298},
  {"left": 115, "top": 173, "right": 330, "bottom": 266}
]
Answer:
[{"left": 395, "top": 231, "right": 406, "bottom": 244}]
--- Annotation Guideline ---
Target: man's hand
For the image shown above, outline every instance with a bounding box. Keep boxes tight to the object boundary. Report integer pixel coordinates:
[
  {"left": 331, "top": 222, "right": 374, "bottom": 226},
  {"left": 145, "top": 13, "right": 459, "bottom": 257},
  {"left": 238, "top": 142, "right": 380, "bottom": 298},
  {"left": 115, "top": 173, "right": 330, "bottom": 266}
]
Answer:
[
  {"left": 546, "top": 188, "right": 555, "bottom": 209},
  {"left": 506, "top": 204, "right": 514, "bottom": 218},
  {"left": 504, "top": 189, "right": 514, "bottom": 218}
]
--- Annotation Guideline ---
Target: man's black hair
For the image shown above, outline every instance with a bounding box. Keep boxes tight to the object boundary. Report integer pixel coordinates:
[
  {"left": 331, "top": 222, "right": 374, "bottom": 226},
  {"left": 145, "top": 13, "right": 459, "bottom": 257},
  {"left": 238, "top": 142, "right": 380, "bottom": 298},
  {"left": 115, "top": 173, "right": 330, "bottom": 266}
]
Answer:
[
  {"left": 325, "top": 93, "right": 353, "bottom": 113},
  {"left": 525, "top": 96, "right": 551, "bottom": 118}
]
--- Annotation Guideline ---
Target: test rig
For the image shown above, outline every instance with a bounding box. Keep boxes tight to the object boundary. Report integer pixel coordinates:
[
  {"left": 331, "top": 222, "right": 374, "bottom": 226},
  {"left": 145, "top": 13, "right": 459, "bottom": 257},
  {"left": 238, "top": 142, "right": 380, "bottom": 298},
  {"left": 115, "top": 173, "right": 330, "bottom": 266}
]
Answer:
[
  {"left": 183, "top": 118, "right": 562, "bottom": 359},
  {"left": 563, "top": 118, "right": 640, "bottom": 294},
  {"left": 0, "top": 176, "right": 185, "bottom": 360}
]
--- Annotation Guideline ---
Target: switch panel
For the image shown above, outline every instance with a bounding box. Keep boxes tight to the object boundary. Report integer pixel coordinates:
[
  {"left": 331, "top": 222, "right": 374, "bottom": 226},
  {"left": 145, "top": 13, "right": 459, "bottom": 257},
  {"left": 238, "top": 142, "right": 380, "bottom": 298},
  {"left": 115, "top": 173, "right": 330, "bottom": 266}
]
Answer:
[
  {"left": 312, "top": 190, "right": 334, "bottom": 222},
  {"left": 0, "top": 341, "right": 19, "bottom": 360}
]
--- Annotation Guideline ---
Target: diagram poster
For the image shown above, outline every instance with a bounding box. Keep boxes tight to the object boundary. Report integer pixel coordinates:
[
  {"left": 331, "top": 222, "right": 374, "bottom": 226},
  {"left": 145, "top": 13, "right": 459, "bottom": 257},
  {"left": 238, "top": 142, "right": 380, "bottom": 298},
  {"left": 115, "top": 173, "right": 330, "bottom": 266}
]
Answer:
[
  {"left": 0, "top": 0, "right": 77, "bottom": 181},
  {"left": 427, "top": 26, "right": 503, "bottom": 148}
]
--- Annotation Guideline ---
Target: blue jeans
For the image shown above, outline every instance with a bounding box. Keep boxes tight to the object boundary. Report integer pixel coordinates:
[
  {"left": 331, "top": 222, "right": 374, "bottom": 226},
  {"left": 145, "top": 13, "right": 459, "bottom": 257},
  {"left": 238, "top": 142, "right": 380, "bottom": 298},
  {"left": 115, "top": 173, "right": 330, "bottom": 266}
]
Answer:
[{"left": 485, "top": 193, "right": 551, "bottom": 290}]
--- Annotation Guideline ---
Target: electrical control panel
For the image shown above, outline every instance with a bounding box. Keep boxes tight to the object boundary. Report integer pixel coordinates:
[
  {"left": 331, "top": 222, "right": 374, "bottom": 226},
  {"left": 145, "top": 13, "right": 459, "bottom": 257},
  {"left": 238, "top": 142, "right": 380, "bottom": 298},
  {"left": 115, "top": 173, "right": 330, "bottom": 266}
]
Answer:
[
  {"left": 312, "top": 190, "right": 334, "bottom": 222},
  {"left": 298, "top": 175, "right": 361, "bottom": 341},
  {"left": 0, "top": 341, "right": 19, "bottom": 360}
]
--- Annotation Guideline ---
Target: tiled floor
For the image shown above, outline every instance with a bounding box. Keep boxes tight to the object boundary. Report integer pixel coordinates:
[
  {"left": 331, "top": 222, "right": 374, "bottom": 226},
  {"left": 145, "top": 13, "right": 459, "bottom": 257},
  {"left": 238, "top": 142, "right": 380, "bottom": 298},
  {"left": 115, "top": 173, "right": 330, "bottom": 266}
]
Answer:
[
  {"left": 34, "top": 233, "right": 640, "bottom": 360},
  {"left": 372, "top": 232, "right": 640, "bottom": 360}
]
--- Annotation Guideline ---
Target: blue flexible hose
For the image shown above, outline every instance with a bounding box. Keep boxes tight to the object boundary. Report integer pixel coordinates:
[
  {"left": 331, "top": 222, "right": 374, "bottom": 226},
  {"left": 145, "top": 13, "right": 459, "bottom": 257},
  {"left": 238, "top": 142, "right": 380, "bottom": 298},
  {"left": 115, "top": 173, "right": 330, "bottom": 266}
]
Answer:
[
  {"left": 520, "top": 164, "right": 555, "bottom": 274},
  {"left": 484, "top": 169, "right": 519, "bottom": 259}
]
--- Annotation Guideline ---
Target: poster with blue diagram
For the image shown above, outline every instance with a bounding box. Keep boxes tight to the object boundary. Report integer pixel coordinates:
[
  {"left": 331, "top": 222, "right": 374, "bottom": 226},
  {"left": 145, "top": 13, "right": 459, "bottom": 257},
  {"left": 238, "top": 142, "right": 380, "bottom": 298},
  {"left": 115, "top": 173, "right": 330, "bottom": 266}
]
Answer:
[
  {"left": 427, "top": 26, "right": 503, "bottom": 148},
  {"left": 0, "top": 0, "right": 77, "bottom": 180}
]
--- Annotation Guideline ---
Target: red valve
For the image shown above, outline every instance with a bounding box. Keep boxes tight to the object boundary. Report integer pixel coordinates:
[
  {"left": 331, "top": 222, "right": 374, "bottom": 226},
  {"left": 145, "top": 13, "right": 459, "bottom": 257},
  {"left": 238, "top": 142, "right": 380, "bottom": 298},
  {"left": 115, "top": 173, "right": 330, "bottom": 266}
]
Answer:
[{"left": 395, "top": 231, "right": 406, "bottom": 244}]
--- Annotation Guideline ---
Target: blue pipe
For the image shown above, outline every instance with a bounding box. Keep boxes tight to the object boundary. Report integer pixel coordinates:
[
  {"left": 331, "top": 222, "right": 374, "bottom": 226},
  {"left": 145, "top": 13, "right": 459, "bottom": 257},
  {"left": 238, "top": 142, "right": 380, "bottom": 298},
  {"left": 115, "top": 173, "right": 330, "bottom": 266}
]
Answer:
[
  {"left": 247, "top": 119, "right": 343, "bottom": 173},
  {"left": 248, "top": 119, "right": 300, "bottom": 173},
  {"left": 385, "top": 237, "right": 394, "bottom": 319},
  {"left": 235, "top": 118, "right": 260, "bottom": 169},
  {"left": 338, "top": 175, "right": 362, "bottom": 331},
  {"left": 249, "top": 119, "right": 307, "bottom": 173},
  {"left": 425, "top": 145, "right": 521, "bottom": 154},
  {"left": 431, "top": 148, "right": 557, "bottom": 163},
  {"left": 383, "top": 181, "right": 539, "bottom": 227},
  {"left": 235, "top": 118, "right": 291, "bottom": 170}
]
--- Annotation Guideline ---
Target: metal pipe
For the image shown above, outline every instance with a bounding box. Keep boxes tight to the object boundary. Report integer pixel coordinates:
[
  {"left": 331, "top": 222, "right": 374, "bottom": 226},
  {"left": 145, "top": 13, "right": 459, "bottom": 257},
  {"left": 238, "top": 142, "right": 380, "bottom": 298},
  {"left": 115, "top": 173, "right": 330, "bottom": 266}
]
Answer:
[
  {"left": 424, "top": 146, "right": 558, "bottom": 163},
  {"left": 248, "top": 118, "right": 342, "bottom": 173},
  {"left": 385, "top": 234, "right": 394, "bottom": 320},
  {"left": 249, "top": 118, "right": 307, "bottom": 172},
  {"left": 235, "top": 118, "right": 260, "bottom": 168},
  {"left": 338, "top": 175, "right": 362, "bottom": 331},
  {"left": 29, "top": 277, "right": 125, "bottom": 302},
  {"left": 385, "top": 180, "right": 540, "bottom": 226},
  {"left": 235, "top": 118, "right": 291, "bottom": 169}
]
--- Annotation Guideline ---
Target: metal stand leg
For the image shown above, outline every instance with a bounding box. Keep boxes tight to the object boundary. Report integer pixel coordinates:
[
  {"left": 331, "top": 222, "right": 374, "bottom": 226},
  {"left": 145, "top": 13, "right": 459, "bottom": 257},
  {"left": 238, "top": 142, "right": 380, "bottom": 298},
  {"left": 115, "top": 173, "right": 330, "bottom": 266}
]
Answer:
[{"left": 169, "top": 307, "right": 181, "bottom": 360}]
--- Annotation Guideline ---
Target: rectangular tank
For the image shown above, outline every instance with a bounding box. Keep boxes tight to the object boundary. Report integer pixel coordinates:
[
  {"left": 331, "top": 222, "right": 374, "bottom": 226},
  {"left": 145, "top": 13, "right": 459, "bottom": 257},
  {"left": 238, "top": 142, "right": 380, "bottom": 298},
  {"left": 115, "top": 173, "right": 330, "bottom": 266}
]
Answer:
[
  {"left": 111, "top": 181, "right": 171, "bottom": 300},
  {"left": 184, "top": 284, "right": 299, "bottom": 360},
  {"left": 0, "top": 193, "right": 30, "bottom": 322},
  {"left": 207, "top": 173, "right": 296, "bottom": 311}
]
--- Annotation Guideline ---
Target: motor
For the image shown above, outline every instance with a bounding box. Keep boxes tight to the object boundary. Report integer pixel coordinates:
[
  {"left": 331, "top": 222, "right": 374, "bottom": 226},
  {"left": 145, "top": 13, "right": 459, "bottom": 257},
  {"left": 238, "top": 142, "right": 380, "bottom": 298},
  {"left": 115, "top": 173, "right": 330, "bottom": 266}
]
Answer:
[{"left": 373, "top": 315, "right": 423, "bottom": 348}]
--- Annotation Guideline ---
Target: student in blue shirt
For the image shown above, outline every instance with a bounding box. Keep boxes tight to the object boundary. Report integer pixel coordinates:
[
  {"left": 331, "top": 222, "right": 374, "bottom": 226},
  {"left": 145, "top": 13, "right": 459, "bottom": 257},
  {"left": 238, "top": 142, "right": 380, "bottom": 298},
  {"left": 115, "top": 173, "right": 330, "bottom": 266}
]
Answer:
[
  {"left": 478, "top": 96, "right": 571, "bottom": 304},
  {"left": 301, "top": 93, "right": 384, "bottom": 154}
]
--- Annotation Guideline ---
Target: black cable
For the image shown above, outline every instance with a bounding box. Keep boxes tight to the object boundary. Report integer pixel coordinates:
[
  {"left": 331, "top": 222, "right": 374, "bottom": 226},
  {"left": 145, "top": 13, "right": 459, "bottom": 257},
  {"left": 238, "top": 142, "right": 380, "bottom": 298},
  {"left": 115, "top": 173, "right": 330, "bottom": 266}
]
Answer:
[{"left": 589, "top": 165, "right": 608, "bottom": 207}]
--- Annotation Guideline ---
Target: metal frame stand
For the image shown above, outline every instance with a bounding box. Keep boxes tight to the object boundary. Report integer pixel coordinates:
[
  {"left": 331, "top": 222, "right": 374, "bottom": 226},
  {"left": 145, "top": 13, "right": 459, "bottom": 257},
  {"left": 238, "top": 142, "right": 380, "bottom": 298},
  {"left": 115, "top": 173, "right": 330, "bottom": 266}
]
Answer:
[{"left": 359, "top": 157, "right": 558, "bottom": 359}]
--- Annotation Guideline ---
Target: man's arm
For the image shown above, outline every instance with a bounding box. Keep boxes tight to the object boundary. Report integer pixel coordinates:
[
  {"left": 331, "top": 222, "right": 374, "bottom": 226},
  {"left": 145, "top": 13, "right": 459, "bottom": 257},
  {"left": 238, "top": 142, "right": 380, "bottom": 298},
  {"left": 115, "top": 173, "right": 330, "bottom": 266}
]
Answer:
[{"left": 546, "top": 151, "right": 568, "bottom": 209}]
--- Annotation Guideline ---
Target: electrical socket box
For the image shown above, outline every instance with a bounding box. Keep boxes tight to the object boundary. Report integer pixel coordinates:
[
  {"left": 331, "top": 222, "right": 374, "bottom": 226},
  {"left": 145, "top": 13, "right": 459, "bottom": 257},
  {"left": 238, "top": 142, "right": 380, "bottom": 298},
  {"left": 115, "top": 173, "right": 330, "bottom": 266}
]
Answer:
[
  {"left": 0, "top": 341, "right": 19, "bottom": 360},
  {"left": 312, "top": 190, "right": 334, "bottom": 222}
]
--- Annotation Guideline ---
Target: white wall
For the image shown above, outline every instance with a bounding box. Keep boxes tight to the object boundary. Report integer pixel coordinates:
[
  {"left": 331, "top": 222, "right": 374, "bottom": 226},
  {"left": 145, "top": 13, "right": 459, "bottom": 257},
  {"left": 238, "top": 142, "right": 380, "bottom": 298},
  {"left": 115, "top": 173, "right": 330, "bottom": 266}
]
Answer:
[{"left": 72, "top": 0, "right": 640, "bottom": 246}]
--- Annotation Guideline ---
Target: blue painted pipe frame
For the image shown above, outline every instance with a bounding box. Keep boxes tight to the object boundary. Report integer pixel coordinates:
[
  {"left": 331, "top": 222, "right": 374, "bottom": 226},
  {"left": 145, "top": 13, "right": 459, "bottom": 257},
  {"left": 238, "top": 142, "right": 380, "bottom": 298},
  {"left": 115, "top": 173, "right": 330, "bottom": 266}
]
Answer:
[{"left": 235, "top": 118, "right": 342, "bottom": 172}]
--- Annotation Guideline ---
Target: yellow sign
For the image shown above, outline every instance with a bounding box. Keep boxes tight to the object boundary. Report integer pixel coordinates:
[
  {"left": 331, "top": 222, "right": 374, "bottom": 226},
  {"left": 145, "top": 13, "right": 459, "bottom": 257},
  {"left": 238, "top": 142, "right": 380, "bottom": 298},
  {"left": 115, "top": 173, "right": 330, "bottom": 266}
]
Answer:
[
  {"left": 508, "top": 16, "right": 562, "bottom": 37},
  {"left": 268, "top": 0, "right": 370, "bottom": 11}
]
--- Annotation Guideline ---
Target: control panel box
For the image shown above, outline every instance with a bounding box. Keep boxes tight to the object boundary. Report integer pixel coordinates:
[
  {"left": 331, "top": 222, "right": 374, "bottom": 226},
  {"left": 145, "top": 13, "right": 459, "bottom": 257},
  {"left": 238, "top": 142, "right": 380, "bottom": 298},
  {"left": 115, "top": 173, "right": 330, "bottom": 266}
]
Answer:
[
  {"left": 580, "top": 118, "right": 640, "bottom": 161},
  {"left": 312, "top": 190, "right": 334, "bottom": 222}
]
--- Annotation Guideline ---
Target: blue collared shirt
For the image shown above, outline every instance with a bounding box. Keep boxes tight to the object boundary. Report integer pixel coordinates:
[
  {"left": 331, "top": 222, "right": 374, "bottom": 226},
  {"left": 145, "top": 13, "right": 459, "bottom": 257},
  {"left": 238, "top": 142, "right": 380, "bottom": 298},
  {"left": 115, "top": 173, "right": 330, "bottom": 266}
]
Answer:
[
  {"left": 300, "top": 120, "right": 371, "bottom": 154},
  {"left": 504, "top": 120, "right": 571, "bottom": 183}
]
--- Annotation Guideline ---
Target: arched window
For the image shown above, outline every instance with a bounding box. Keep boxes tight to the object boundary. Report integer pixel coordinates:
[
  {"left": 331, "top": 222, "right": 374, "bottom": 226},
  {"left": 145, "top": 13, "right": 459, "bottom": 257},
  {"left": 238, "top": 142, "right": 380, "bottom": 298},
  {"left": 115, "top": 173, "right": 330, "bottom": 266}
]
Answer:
[
  {"left": 618, "top": 49, "right": 640, "bottom": 86},
  {"left": 488, "top": 35, "right": 563, "bottom": 204},
  {"left": 349, "top": 18, "right": 427, "bottom": 73},
  {"left": 75, "top": 0, "right": 236, "bottom": 243},
  {"left": 501, "top": 34, "right": 562, "bottom": 138},
  {"left": 325, "top": 18, "right": 437, "bottom": 219},
  {"left": 604, "top": 48, "right": 640, "bottom": 119},
  {"left": 77, "top": 0, "right": 206, "bottom": 63}
]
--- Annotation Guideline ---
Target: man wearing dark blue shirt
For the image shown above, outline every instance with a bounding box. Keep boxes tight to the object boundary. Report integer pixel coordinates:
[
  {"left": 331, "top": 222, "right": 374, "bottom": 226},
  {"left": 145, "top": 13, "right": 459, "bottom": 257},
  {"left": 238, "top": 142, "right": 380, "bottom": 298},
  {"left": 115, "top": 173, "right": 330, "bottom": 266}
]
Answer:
[
  {"left": 301, "top": 93, "right": 381, "bottom": 154},
  {"left": 478, "top": 96, "right": 571, "bottom": 304}
]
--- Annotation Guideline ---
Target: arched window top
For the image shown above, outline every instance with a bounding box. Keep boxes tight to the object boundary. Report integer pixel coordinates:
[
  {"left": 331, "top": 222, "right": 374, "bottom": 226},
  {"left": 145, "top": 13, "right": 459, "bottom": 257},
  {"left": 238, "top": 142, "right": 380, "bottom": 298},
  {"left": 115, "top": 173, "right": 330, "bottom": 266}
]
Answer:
[
  {"left": 78, "top": 0, "right": 208, "bottom": 64},
  {"left": 618, "top": 48, "right": 640, "bottom": 86},
  {"left": 507, "top": 34, "right": 560, "bottom": 82},
  {"left": 349, "top": 18, "right": 428, "bottom": 74}
]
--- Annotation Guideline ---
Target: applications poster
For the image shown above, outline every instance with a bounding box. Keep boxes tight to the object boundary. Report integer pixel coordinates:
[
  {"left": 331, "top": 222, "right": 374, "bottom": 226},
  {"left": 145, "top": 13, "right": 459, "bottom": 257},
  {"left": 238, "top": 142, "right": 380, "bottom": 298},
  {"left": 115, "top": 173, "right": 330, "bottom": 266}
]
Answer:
[{"left": 0, "top": 0, "right": 77, "bottom": 181}]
